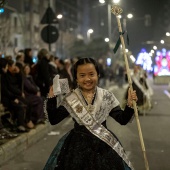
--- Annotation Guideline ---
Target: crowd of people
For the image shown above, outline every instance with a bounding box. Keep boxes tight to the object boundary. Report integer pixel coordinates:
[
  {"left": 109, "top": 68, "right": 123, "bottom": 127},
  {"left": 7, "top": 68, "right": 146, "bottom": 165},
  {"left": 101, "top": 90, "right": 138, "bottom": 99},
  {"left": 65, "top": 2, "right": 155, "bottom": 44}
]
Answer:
[
  {"left": 0, "top": 46, "right": 154, "bottom": 170},
  {"left": 0, "top": 48, "right": 153, "bottom": 147},
  {"left": 0, "top": 48, "right": 79, "bottom": 142}
]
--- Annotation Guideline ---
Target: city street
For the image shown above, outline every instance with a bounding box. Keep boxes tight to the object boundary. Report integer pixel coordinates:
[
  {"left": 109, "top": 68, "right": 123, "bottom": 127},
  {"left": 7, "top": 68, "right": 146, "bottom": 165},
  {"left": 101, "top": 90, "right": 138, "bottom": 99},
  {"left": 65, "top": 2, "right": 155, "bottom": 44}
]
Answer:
[{"left": 0, "top": 78, "right": 170, "bottom": 170}]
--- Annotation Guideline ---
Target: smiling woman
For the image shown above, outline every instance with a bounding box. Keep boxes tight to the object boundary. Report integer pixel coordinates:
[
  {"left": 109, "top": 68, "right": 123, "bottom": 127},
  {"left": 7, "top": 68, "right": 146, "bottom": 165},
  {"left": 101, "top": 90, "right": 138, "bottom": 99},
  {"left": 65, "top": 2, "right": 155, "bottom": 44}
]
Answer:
[{"left": 44, "top": 57, "right": 138, "bottom": 170}]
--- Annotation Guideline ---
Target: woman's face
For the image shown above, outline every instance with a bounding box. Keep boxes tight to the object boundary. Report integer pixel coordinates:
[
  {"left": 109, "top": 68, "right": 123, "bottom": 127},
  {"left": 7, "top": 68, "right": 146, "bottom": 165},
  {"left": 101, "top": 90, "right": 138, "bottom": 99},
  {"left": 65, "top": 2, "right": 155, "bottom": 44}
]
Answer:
[
  {"left": 76, "top": 63, "right": 98, "bottom": 91},
  {"left": 24, "top": 65, "right": 30, "bottom": 75}
]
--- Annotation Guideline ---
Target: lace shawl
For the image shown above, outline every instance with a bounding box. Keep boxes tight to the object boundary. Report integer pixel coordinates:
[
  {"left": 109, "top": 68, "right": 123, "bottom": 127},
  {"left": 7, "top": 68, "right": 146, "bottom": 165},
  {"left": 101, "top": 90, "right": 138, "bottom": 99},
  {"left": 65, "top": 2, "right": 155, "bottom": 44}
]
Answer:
[{"left": 61, "top": 87, "right": 120, "bottom": 125}]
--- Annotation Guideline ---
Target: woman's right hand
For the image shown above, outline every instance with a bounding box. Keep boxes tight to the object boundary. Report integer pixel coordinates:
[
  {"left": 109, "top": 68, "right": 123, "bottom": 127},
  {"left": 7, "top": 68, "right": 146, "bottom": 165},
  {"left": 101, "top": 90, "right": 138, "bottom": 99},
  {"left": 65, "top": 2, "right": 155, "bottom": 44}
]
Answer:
[
  {"left": 14, "top": 98, "right": 19, "bottom": 104},
  {"left": 48, "top": 86, "right": 55, "bottom": 98}
]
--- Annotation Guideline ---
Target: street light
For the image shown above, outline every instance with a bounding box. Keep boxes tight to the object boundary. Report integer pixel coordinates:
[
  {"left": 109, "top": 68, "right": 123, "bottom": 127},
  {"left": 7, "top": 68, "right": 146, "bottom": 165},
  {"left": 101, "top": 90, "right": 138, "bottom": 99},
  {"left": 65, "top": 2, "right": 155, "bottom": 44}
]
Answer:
[
  {"left": 122, "top": 13, "right": 133, "bottom": 31},
  {"left": 113, "top": 0, "right": 120, "bottom": 4},
  {"left": 160, "top": 40, "right": 165, "bottom": 44},
  {"left": 105, "top": 37, "right": 109, "bottom": 42},
  {"left": 166, "top": 32, "right": 170, "bottom": 36},
  {"left": 87, "top": 29, "right": 93, "bottom": 42},
  {"left": 57, "top": 14, "right": 63, "bottom": 19}
]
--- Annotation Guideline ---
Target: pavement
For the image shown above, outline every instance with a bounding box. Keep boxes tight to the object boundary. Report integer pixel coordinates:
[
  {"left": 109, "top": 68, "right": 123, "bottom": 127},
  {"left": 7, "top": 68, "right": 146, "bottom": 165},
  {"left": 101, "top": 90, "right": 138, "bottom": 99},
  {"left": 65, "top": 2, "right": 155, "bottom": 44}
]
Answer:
[
  {"left": 0, "top": 121, "right": 56, "bottom": 166},
  {"left": 0, "top": 77, "right": 170, "bottom": 167}
]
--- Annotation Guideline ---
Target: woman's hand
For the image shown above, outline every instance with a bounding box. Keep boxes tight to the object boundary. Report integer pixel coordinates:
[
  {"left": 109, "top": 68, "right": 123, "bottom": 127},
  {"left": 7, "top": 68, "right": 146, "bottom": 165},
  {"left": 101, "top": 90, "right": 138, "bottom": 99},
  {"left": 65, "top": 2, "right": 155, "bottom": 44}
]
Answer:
[
  {"left": 47, "top": 86, "right": 55, "bottom": 98},
  {"left": 127, "top": 88, "right": 138, "bottom": 107},
  {"left": 14, "top": 98, "right": 19, "bottom": 104}
]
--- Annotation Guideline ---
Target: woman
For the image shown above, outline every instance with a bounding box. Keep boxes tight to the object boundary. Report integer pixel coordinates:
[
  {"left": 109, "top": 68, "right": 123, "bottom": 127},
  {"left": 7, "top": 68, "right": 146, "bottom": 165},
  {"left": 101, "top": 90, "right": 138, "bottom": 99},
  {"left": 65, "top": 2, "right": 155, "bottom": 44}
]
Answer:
[
  {"left": 23, "top": 64, "right": 45, "bottom": 125},
  {"left": 5, "top": 59, "right": 32, "bottom": 131},
  {"left": 124, "top": 64, "right": 152, "bottom": 113},
  {"left": 44, "top": 58, "right": 137, "bottom": 170},
  {"left": 0, "top": 58, "right": 29, "bottom": 132}
]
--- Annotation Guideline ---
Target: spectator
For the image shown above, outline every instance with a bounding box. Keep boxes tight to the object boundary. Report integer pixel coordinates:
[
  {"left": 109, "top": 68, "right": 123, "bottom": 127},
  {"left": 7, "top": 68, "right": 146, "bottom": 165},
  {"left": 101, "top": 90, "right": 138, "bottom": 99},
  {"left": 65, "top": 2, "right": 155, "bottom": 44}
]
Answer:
[
  {"left": 5, "top": 59, "right": 34, "bottom": 131},
  {"left": 24, "top": 48, "right": 34, "bottom": 67},
  {"left": 48, "top": 54, "right": 58, "bottom": 85},
  {"left": 0, "top": 58, "right": 18, "bottom": 139},
  {"left": 56, "top": 59, "right": 73, "bottom": 90},
  {"left": 117, "top": 63, "right": 125, "bottom": 88},
  {"left": 23, "top": 64, "right": 45, "bottom": 124},
  {"left": 98, "top": 58, "right": 105, "bottom": 88},
  {"left": 35, "top": 48, "right": 51, "bottom": 97}
]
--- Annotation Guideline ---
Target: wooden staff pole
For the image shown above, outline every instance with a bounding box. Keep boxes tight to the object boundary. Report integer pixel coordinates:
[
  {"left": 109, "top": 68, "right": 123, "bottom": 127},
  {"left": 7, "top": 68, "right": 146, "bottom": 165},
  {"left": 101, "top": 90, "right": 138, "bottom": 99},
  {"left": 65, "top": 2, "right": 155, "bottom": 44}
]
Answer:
[{"left": 111, "top": 5, "right": 149, "bottom": 170}]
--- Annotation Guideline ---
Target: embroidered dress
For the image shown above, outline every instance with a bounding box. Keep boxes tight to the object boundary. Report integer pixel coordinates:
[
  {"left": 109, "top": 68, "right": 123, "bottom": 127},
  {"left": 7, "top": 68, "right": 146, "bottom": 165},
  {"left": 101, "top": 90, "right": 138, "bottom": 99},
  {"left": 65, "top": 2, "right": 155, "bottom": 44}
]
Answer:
[{"left": 44, "top": 87, "right": 134, "bottom": 170}]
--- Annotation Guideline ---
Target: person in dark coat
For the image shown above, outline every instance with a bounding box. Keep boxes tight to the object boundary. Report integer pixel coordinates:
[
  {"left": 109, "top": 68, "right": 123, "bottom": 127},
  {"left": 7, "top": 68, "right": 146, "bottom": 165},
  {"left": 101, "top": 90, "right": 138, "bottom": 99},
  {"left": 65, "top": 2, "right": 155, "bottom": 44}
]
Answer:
[
  {"left": 24, "top": 48, "right": 34, "bottom": 66},
  {"left": 5, "top": 59, "right": 33, "bottom": 131},
  {"left": 23, "top": 64, "right": 45, "bottom": 124},
  {"left": 35, "top": 48, "right": 51, "bottom": 97},
  {"left": 0, "top": 58, "right": 18, "bottom": 138}
]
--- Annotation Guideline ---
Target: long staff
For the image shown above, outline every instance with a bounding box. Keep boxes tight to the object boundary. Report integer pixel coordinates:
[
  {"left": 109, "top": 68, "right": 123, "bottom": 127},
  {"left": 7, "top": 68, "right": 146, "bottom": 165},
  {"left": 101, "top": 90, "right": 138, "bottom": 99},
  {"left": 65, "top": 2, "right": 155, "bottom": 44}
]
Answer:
[{"left": 111, "top": 5, "right": 149, "bottom": 170}]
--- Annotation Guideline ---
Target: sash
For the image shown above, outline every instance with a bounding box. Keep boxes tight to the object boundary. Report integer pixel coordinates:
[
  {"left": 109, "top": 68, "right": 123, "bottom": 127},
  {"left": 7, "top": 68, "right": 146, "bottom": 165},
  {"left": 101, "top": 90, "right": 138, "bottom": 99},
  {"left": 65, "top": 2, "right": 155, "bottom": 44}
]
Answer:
[{"left": 65, "top": 91, "right": 134, "bottom": 170}]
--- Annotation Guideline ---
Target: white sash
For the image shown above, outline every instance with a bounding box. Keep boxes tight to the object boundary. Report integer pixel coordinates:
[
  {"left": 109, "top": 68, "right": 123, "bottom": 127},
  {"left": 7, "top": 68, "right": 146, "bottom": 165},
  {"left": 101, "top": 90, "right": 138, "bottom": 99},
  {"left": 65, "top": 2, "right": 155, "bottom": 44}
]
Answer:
[{"left": 65, "top": 91, "right": 134, "bottom": 170}]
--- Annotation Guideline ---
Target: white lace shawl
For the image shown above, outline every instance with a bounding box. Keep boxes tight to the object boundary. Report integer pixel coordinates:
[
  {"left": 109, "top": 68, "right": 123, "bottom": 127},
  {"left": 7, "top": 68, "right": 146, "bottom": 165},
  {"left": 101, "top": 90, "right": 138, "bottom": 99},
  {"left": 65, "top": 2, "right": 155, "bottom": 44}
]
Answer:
[{"left": 61, "top": 87, "right": 120, "bottom": 125}]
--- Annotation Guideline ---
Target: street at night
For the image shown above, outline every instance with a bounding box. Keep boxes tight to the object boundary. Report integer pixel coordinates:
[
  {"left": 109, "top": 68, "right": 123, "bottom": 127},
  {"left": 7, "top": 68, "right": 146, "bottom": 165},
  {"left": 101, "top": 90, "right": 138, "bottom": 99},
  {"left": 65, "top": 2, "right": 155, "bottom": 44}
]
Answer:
[
  {"left": 0, "top": 78, "right": 170, "bottom": 170},
  {"left": 1, "top": 0, "right": 170, "bottom": 170}
]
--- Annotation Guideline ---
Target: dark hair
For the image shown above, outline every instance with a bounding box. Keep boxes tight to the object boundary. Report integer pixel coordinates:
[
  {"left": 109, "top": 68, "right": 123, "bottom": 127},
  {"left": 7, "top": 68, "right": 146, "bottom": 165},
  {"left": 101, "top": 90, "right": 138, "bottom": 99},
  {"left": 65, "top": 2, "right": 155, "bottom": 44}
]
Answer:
[
  {"left": 37, "top": 48, "right": 48, "bottom": 60},
  {"left": 7, "top": 59, "right": 15, "bottom": 66},
  {"left": 0, "top": 58, "right": 8, "bottom": 74},
  {"left": 73, "top": 57, "right": 99, "bottom": 80},
  {"left": 59, "top": 59, "right": 65, "bottom": 66},
  {"left": 24, "top": 48, "right": 32, "bottom": 56}
]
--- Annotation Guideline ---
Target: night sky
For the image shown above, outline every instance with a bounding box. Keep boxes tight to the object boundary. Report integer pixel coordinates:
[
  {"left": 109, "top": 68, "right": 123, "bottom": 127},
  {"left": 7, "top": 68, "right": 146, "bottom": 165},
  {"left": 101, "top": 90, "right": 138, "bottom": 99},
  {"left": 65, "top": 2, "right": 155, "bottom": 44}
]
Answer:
[{"left": 119, "top": 0, "right": 168, "bottom": 56}]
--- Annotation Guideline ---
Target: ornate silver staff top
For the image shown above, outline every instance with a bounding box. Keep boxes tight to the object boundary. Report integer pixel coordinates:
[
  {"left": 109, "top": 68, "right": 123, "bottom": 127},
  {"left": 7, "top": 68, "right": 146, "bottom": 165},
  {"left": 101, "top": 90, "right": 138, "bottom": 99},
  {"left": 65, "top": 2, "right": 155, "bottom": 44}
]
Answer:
[{"left": 111, "top": 5, "right": 123, "bottom": 16}]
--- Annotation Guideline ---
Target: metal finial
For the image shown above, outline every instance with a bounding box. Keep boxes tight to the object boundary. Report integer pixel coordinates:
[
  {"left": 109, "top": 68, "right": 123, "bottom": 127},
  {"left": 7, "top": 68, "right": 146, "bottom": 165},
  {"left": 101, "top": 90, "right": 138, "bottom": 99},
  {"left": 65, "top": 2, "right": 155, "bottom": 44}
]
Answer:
[{"left": 111, "top": 5, "right": 123, "bottom": 16}]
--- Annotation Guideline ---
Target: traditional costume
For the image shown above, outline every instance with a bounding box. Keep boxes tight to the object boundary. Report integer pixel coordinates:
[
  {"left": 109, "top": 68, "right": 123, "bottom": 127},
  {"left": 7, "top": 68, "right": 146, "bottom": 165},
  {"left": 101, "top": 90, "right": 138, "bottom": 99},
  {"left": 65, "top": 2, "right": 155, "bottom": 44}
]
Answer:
[
  {"left": 124, "top": 70, "right": 153, "bottom": 112},
  {"left": 44, "top": 87, "right": 135, "bottom": 170}
]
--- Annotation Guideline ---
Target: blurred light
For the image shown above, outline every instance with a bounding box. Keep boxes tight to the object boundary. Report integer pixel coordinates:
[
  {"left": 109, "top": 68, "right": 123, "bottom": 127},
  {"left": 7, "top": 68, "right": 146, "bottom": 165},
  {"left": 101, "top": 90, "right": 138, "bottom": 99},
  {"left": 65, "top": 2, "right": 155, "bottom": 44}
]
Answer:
[
  {"left": 166, "top": 32, "right": 170, "bottom": 36},
  {"left": 106, "top": 58, "right": 111, "bottom": 66},
  {"left": 150, "top": 50, "right": 154, "bottom": 53},
  {"left": 118, "top": 15, "right": 122, "bottom": 19},
  {"left": 99, "top": 0, "right": 105, "bottom": 3},
  {"left": 87, "top": 29, "right": 93, "bottom": 34},
  {"left": 113, "top": 0, "right": 120, "bottom": 3},
  {"left": 104, "top": 38, "right": 109, "bottom": 42},
  {"left": 77, "top": 34, "right": 83, "bottom": 39},
  {"left": 57, "top": 14, "right": 63, "bottom": 19},
  {"left": 160, "top": 40, "right": 164, "bottom": 44},
  {"left": 130, "top": 55, "right": 136, "bottom": 63},
  {"left": 149, "top": 53, "right": 152, "bottom": 56},
  {"left": 153, "top": 46, "right": 157, "bottom": 50},
  {"left": 127, "top": 13, "right": 133, "bottom": 19},
  {"left": 32, "top": 56, "right": 38, "bottom": 64},
  {"left": 125, "top": 49, "right": 128, "bottom": 52},
  {"left": 0, "top": 8, "right": 4, "bottom": 13},
  {"left": 136, "top": 49, "right": 152, "bottom": 71},
  {"left": 162, "top": 48, "right": 166, "bottom": 56},
  {"left": 156, "top": 51, "right": 161, "bottom": 56}
]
